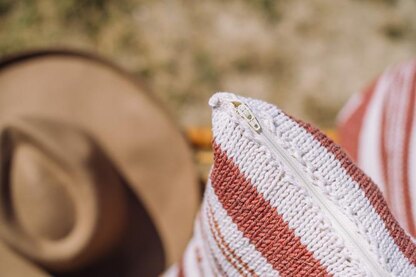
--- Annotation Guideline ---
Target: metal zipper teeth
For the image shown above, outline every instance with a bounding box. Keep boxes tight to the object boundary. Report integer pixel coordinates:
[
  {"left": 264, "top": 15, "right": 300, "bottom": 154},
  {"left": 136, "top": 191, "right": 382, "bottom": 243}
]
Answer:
[{"left": 232, "top": 101, "right": 390, "bottom": 277}]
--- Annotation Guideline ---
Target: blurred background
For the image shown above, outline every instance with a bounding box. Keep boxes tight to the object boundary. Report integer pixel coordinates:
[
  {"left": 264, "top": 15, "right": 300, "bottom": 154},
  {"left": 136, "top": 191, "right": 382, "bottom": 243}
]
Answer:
[
  {"left": 1, "top": 1, "right": 416, "bottom": 276},
  {"left": 1, "top": 0, "right": 416, "bottom": 128}
]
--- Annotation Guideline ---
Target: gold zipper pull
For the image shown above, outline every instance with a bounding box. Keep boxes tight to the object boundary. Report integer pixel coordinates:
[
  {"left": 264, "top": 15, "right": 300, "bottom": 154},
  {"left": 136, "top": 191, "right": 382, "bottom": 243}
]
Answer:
[{"left": 232, "top": 101, "right": 262, "bottom": 133}]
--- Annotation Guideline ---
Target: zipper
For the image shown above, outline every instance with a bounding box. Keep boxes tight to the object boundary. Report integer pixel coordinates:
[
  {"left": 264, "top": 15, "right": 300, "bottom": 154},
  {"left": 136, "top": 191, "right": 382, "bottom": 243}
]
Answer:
[{"left": 232, "top": 101, "right": 390, "bottom": 277}]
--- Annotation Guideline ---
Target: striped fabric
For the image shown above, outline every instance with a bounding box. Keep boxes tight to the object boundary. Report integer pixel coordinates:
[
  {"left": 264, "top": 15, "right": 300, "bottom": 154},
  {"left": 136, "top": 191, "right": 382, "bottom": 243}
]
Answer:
[
  {"left": 165, "top": 93, "right": 416, "bottom": 276},
  {"left": 338, "top": 60, "right": 416, "bottom": 238}
]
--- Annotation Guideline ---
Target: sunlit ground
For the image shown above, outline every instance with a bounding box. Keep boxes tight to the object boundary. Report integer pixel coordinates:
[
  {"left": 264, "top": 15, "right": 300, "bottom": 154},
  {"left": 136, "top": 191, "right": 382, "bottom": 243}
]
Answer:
[{"left": 1, "top": 0, "right": 415, "bottom": 129}]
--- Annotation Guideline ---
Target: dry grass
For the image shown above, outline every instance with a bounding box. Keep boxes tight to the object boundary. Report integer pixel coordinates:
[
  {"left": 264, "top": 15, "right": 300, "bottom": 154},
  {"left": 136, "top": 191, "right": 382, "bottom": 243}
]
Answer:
[{"left": 1, "top": 0, "right": 416, "bottom": 128}]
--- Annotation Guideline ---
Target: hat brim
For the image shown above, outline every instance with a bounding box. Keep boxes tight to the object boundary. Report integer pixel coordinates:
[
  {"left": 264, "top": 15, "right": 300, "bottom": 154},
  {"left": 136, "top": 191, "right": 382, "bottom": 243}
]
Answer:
[{"left": 0, "top": 49, "right": 199, "bottom": 274}]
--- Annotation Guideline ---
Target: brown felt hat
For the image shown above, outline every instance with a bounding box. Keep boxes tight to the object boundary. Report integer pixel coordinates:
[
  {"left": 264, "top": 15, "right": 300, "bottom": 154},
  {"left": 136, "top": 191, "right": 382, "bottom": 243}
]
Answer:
[{"left": 0, "top": 50, "right": 199, "bottom": 276}]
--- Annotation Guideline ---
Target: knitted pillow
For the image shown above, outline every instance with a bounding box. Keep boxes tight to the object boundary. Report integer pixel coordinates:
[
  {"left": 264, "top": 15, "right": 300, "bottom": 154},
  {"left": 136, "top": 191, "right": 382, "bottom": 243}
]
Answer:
[
  {"left": 166, "top": 92, "right": 416, "bottom": 277},
  {"left": 337, "top": 60, "right": 416, "bottom": 237}
]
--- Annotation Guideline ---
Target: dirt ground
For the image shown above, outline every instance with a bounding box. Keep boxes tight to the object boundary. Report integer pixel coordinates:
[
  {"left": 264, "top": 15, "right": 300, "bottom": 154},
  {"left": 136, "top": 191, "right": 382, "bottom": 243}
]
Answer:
[{"left": 1, "top": 0, "right": 415, "bottom": 128}]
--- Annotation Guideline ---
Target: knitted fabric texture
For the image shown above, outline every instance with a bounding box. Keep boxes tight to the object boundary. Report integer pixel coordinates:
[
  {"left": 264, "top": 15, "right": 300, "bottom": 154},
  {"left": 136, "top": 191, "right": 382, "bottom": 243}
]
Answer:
[
  {"left": 165, "top": 93, "right": 416, "bottom": 277},
  {"left": 338, "top": 60, "right": 416, "bottom": 237}
]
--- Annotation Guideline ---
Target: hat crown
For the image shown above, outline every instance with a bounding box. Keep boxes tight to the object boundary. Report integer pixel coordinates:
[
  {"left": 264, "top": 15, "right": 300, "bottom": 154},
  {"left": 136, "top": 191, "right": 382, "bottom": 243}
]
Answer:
[{"left": 0, "top": 117, "right": 127, "bottom": 271}]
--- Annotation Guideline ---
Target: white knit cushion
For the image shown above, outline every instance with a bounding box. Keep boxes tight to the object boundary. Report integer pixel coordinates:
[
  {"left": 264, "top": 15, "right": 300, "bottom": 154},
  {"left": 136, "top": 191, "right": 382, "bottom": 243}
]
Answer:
[{"left": 166, "top": 92, "right": 416, "bottom": 277}]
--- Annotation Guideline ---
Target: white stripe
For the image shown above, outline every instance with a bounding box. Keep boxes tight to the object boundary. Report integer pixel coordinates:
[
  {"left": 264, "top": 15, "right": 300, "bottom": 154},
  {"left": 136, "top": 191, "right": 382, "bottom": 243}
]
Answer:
[
  {"left": 213, "top": 110, "right": 366, "bottom": 276},
  {"left": 400, "top": 63, "right": 416, "bottom": 233},
  {"left": 194, "top": 215, "right": 219, "bottom": 276},
  {"left": 384, "top": 68, "right": 403, "bottom": 223},
  {"left": 252, "top": 98, "right": 415, "bottom": 276},
  {"left": 391, "top": 64, "right": 414, "bottom": 231},
  {"left": 182, "top": 237, "right": 203, "bottom": 276},
  {"left": 191, "top": 217, "right": 212, "bottom": 277},
  {"left": 357, "top": 72, "right": 390, "bottom": 193},
  {"left": 379, "top": 63, "right": 415, "bottom": 232},
  {"left": 409, "top": 101, "right": 416, "bottom": 229},
  {"left": 203, "top": 199, "right": 250, "bottom": 276},
  {"left": 162, "top": 265, "right": 179, "bottom": 277},
  {"left": 205, "top": 184, "right": 280, "bottom": 277},
  {"left": 211, "top": 93, "right": 415, "bottom": 276},
  {"left": 336, "top": 91, "right": 363, "bottom": 125},
  {"left": 199, "top": 199, "right": 244, "bottom": 277}
]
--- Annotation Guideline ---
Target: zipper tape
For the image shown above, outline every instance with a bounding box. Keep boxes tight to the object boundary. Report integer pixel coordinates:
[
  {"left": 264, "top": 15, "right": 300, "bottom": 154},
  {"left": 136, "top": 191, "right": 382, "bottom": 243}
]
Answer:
[{"left": 232, "top": 101, "right": 390, "bottom": 277}]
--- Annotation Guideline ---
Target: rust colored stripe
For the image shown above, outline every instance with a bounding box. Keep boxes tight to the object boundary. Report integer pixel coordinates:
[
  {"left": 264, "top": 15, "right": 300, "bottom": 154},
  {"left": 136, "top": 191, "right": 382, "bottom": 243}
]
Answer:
[
  {"left": 211, "top": 144, "right": 331, "bottom": 277},
  {"left": 402, "top": 69, "right": 416, "bottom": 236},
  {"left": 207, "top": 203, "right": 259, "bottom": 277},
  {"left": 205, "top": 206, "right": 249, "bottom": 277},
  {"left": 199, "top": 215, "right": 227, "bottom": 277},
  {"left": 297, "top": 120, "right": 416, "bottom": 265},
  {"left": 338, "top": 79, "right": 378, "bottom": 162}
]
